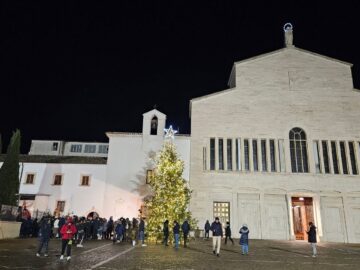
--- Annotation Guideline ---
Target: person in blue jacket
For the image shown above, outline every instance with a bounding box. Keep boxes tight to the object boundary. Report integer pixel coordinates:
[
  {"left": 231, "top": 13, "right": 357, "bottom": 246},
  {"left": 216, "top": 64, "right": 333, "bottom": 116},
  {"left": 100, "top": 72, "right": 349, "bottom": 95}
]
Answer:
[
  {"left": 239, "top": 224, "right": 249, "bottom": 255},
  {"left": 36, "top": 215, "right": 52, "bottom": 257},
  {"left": 173, "top": 221, "right": 180, "bottom": 249},
  {"left": 210, "top": 217, "right": 223, "bottom": 257}
]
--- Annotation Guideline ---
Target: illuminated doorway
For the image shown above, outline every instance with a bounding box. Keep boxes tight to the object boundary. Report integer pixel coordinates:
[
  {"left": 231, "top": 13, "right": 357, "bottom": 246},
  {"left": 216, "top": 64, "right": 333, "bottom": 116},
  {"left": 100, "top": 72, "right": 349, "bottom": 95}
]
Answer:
[{"left": 292, "top": 197, "right": 314, "bottom": 240}]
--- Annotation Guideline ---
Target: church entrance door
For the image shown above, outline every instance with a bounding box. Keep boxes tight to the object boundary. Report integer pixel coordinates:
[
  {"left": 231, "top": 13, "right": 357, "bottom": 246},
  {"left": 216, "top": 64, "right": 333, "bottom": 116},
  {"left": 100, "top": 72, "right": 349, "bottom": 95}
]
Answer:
[{"left": 291, "top": 197, "right": 314, "bottom": 240}]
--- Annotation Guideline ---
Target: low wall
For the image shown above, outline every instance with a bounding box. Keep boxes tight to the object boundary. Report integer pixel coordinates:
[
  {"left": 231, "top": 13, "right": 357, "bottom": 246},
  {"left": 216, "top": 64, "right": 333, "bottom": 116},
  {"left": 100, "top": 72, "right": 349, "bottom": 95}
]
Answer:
[{"left": 0, "top": 221, "right": 21, "bottom": 239}]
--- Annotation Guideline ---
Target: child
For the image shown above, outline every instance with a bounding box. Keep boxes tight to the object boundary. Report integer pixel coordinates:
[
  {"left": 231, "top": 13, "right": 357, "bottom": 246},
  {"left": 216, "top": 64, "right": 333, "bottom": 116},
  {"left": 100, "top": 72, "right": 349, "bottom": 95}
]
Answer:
[{"left": 239, "top": 224, "right": 249, "bottom": 255}]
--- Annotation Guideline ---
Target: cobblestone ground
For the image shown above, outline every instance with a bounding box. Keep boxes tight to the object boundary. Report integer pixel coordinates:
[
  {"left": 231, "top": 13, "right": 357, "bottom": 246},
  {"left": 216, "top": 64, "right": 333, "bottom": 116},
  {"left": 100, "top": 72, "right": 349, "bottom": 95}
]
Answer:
[{"left": 0, "top": 238, "right": 360, "bottom": 270}]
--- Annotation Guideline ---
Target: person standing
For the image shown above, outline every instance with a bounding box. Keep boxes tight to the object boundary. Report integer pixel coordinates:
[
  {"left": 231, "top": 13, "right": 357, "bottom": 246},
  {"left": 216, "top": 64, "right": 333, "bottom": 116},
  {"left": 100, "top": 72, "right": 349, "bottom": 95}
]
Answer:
[
  {"left": 36, "top": 215, "right": 52, "bottom": 257},
  {"left": 173, "top": 221, "right": 180, "bottom": 250},
  {"left": 106, "top": 216, "right": 114, "bottom": 240},
  {"left": 53, "top": 217, "right": 59, "bottom": 238},
  {"left": 210, "top": 217, "right": 223, "bottom": 257},
  {"left": 76, "top": 218, "right": 86, "bottom": 247},
  {"left": 139, "top": 218, "right": 147, "bottom": 247},
  {"left": 224, "top": 221, "right": 234, "bottom": 245},
  {"left": 59, "top": 217, "right": 77, "bottom": 261},
  {"left": 204, "top": 220, "right": 210, "bottom": 240},
  {"left": 239, "top": 224, "right": 249, "bottom": 255},
  {"left": 58, "top": 216, "right": 66, "bottom": 238},
  {"left": 307, "top": 222, "right": 317, "bottom": 258},
  {"left": 181, "top": 220, "right": 190, "bottom": 247},
  {"left": 163, "top": 220, "right": 169, "bottom": 246}
]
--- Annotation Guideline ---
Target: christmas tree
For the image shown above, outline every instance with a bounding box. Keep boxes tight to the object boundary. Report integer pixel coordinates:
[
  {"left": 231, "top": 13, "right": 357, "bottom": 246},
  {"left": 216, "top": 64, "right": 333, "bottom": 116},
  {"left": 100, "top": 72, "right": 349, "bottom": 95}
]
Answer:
[{"left": 145, "top": 140, "right": 194, "bottom": 242}]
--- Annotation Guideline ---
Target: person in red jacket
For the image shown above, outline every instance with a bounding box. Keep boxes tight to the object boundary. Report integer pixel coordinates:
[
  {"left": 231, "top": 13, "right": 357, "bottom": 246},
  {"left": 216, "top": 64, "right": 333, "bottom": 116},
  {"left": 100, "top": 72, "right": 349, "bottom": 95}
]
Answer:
[{"left": 59, "top": 217, "right": 77, "bottom": 261}]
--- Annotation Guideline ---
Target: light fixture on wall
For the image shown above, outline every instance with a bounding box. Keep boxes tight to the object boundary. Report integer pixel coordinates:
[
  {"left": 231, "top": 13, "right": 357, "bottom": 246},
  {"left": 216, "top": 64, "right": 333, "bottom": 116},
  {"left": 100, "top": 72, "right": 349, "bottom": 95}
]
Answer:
[{"left": 299, "top": 197, "right": 304, "bottom": 201}]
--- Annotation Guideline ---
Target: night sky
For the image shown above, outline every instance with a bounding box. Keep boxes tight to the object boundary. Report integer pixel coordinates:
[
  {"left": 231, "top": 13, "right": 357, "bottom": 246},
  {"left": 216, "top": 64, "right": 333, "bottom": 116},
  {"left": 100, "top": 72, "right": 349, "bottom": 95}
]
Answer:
[{"left": 1, "top": 1, "right": 360, "bottom": 153}]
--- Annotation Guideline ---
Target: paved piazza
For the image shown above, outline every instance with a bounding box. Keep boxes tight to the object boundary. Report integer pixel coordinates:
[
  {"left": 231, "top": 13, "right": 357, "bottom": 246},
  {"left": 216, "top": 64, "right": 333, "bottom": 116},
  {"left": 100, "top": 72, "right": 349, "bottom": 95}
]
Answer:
[{"left": 0, "top": 238, "right": 359, "bottom": 269}]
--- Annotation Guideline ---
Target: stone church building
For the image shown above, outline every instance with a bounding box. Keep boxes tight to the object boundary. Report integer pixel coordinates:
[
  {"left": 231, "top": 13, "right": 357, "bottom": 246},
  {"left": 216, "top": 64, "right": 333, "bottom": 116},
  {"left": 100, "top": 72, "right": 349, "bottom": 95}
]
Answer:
[
  {"left": 189, "top": 26, "right": 360, "bottom": 243},
  {"left": 2, "top": 25, "right": 360, "bottom": 243}
]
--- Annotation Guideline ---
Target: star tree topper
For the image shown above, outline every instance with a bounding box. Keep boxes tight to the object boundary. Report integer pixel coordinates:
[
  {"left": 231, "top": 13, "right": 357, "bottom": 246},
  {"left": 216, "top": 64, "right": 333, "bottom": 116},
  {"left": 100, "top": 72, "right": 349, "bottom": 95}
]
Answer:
[{"left": 164, "top": 125, "right": 178, "bottom": 141}]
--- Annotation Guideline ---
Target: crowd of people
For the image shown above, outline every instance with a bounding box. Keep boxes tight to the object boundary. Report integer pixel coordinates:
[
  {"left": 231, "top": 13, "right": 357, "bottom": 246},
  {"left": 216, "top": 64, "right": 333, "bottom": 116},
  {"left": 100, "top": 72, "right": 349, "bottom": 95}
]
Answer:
[
  {"left": 18, "top": 213, "right": 318, "bottom": 261},
  {"left": 18, "top": 213, "right": 147, "bottom": 261}
]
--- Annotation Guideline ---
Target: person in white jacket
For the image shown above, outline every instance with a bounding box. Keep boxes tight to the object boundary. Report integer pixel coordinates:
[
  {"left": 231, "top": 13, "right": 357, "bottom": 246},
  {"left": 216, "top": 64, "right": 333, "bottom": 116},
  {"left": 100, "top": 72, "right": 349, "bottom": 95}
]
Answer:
[{"left": 53, "top": 218, "right": 59, "bottom": 238}]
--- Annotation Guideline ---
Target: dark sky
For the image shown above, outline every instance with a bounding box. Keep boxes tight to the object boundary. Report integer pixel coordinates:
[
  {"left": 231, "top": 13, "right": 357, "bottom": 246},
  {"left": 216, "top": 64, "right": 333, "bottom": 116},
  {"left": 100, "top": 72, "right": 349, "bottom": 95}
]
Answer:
[{"left": 1, "top": 1, "right": 360, "bottom": 153}]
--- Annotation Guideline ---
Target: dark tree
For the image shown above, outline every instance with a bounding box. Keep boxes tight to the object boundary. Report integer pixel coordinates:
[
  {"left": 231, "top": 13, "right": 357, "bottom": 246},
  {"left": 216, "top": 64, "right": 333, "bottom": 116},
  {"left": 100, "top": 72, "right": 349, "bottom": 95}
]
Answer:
[{"left": 0, "top": 130, "right": 21, "bottom": 205}]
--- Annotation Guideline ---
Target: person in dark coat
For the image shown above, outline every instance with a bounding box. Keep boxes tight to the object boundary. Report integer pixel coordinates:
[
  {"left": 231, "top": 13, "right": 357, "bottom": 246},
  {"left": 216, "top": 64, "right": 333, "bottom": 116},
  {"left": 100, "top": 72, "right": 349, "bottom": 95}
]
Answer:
[
  {"left": 181, "top": 220, "right": 191, "bottom": 247},
  {"left": 76, "top": 218, "right": 86, "bottom": 247},
  {"left": 173, "top": 221, "right": 180, "bottom": 249},
  {"left": 138, "top": 218, "right": 146, "bottom": 246},
  {"left": 163, "top": 220, "right": 169, "bottom": 246},
  {"left": 210, "top": 217, "right": 223, "bottom": 257},
  {"left": 307, "top": 222, "right": 317, "bottom": 257},
  {"left": 113, "top": 221, "right": 124, "bottom": 243},
  {"left": 36, "top": 216, "right": 52, "bottom": 257},
  {"left": 204, "top": 220, "right": 210, "bottom": 240},
  {"left": 32, "top": 218, "right": 39, "bottom": 238},
  {"left": 224, "top": 221, "right": 234, "bottom": 244},
  {"left": 58, "top": 216, "right": 66, "bottom": 238},
  {"left": 106, "top": 217, "right": 114, "bottom": 240},
  {"left": 239, "top": 224, "right": 249, "bottom": 255}
]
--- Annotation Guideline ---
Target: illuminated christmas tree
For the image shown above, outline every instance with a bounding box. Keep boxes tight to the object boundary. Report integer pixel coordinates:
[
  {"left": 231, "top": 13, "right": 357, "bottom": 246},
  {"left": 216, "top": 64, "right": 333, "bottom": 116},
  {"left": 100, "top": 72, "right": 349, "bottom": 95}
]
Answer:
[{"left": 145, "top": 127, "right": 194, "bottom": 242}]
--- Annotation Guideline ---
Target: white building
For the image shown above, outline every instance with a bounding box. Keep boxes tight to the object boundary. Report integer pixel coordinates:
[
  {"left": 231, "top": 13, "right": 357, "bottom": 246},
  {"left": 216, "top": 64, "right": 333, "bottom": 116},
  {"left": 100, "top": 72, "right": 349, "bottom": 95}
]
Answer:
[
  {"left": 29, "top": 140, "right": 109, "bottom": 157},
  {"left": 189, "top": 25, "right": 360, "bottom": 243},
  {"left": 3, "top": 109, "right": 190, "bottom": 219},
  {"left": 2, "top": 25, "right": 360, "bottom": 243}
]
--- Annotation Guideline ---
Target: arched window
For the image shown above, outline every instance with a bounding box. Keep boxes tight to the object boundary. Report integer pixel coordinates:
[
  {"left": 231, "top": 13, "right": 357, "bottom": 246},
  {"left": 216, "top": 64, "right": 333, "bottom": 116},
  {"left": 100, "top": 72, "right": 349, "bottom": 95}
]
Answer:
[
  {"left": 289, "top": 128, "right": 308, "bottom": 173},
  {"left": 150, "top": 116, "right": 158, "bottom": 135}
]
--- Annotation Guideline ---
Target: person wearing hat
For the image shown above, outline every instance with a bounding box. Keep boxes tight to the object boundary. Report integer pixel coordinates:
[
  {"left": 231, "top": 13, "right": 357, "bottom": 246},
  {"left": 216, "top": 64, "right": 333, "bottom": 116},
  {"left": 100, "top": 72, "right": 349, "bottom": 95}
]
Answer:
[
  {"left": 239, "top": 224, "right": 249, "bottom": 255},
  {"left": 210, "top": 217, "right": 223, "bottom": 257},
  {"left": 59, "top": 217, "right": 77, "bottom": 261}
]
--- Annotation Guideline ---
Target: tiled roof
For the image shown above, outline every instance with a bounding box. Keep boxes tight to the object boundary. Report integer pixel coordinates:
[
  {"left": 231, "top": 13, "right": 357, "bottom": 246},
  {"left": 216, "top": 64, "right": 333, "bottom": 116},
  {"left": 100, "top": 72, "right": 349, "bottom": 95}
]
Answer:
[{"left": 0, "top": 155, "right": 107, "bottom": 164}]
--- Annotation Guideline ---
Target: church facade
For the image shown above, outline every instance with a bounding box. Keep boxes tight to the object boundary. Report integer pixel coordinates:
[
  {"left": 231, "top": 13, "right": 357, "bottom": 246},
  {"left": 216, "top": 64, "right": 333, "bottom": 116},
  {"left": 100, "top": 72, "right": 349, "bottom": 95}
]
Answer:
[
  {"left": 189, "top": 27, "right": 360, "bottom": 243},
  {"left": 3, "top": 26, "right": 360, "bottom": 243}
]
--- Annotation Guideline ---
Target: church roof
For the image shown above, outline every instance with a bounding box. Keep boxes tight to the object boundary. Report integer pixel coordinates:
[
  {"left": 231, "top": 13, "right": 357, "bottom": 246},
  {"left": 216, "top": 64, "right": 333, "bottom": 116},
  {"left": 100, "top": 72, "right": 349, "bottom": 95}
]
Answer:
[
  {"left": 190, "top": 46, "right": 354, "bottom": 110},
  {"left": 0, "top": 154, "right": 107, "bottom": 164},
  {"left": 232, "top": 47, "right": 352, "bottom": 68},
  {"left": 142, "top": 109, "right": 166, "bottom": 118}
]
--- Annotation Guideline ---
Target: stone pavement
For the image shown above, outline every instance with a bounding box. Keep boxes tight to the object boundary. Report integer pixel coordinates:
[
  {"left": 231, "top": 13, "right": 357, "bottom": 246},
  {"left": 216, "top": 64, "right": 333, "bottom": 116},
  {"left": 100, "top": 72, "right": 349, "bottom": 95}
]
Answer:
[{"left": 0, "top": 238, "right": 359, "bottom": 270}]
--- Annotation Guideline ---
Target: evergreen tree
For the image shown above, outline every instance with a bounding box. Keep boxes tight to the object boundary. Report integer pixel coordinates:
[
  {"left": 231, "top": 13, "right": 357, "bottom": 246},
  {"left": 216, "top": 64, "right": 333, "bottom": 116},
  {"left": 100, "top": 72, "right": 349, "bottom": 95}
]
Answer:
[
  {"left": 145, "top": 141, "right": 194, "bottom": 241},
  {"left": 0, "top": 130, "right": 21, "bottom": 205}
]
